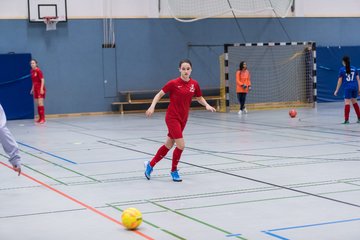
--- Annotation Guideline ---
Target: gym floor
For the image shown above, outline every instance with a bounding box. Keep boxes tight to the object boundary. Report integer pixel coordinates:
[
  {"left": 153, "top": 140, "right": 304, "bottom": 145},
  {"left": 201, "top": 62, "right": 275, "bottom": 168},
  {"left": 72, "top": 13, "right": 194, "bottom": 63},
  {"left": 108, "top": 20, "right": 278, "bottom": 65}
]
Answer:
[{"left": 1, "top": 102, "right": 360, "bottom": 240}]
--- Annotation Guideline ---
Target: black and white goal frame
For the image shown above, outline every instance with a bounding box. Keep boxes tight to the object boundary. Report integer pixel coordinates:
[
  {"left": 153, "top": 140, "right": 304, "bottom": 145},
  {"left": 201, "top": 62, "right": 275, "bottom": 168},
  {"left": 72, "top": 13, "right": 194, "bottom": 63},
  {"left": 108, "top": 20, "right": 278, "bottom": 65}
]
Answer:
[{"left": 223, "top": 41, "right": 317, "bottom": 111}]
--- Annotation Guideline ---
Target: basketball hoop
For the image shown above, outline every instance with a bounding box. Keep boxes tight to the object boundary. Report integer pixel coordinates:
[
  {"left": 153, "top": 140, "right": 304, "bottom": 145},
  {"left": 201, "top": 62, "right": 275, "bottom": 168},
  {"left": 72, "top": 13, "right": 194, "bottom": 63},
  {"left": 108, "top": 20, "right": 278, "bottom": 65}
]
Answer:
[{"left": 43, "top": 16, "right": 59, "bottom": 31}]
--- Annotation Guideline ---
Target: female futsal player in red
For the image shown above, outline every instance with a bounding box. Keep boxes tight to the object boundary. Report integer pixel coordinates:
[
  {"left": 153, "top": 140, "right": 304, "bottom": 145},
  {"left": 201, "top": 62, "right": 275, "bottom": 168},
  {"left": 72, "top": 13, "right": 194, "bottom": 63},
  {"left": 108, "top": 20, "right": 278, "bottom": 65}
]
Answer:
[
  {"left": 334, "top": 56, "right": 360, "bottom": 124},
  {"left": 144, "top": 59, "right": 216, "bottom": 182},
  {"left": 30, "top": 59, "right": 46, "bottom": 124}
]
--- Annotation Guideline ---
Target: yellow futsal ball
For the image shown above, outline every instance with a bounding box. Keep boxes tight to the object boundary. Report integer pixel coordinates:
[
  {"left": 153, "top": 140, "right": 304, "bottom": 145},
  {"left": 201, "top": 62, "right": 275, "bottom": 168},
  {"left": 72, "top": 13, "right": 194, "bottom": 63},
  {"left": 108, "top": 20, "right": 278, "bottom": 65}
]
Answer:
[{"left": 121, "top": 208, "right": 143, "bottom": 230}]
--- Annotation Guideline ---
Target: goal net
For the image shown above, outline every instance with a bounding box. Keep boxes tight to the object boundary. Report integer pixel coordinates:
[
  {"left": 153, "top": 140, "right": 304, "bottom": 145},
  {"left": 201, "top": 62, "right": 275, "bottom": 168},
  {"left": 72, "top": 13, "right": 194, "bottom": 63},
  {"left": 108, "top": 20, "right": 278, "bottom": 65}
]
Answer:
[
  {"left": 164, "top": 0, "right": 294, "bottom": 22},
  {"left": 220, "top": 42, "right": 316, "bottom": 112}
]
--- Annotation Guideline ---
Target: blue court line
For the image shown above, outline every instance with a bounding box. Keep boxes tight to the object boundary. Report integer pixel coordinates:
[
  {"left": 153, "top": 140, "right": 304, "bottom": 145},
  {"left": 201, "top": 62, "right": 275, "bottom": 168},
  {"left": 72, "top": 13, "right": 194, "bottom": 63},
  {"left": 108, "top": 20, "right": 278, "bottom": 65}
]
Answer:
[
  {"left": 18, "top": 142, "right": 77, "bottom": 164},
  {"left": 262, "top": 231, "right": 289, "bottom": 240},
  {"left": 262, "top": 217, "right": 360, "bottom": 240},
  {"left": 226, "top": 233, "right": 242, "bottom": 237}
]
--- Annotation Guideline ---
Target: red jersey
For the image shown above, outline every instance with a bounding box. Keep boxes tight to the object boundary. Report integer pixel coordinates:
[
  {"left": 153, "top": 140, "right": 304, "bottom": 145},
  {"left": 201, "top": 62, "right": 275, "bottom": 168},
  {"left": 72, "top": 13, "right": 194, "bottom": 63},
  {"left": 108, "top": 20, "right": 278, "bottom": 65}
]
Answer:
[
  {"left": 162, "top": 77, "right": 202, "bottom": 122},
  {"left": 31, "top": 68, "right": 44, "bottom": 85}
]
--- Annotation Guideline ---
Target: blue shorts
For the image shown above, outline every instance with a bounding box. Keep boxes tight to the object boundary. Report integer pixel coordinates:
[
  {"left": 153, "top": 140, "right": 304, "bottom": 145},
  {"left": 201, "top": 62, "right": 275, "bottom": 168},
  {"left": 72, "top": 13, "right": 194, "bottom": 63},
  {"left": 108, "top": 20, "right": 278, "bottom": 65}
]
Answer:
[{"left": 344, "top": 88, "right": 358, "bottom": 99}]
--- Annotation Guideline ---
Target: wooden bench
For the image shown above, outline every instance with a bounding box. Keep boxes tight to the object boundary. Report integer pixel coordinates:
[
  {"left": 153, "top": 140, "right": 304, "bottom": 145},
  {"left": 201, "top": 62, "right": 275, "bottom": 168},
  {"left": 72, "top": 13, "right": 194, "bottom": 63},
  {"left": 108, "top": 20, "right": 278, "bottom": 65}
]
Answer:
[{"left": 112, "top": 89, "right": 221, "bottom": 114}]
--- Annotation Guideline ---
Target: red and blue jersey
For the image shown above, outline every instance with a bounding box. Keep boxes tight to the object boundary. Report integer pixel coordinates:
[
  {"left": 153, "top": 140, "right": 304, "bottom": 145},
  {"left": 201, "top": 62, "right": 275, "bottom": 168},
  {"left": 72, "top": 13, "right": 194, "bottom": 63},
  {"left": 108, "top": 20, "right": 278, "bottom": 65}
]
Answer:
[{"left": 338, "top": 66, "right": 359, "bottom": 89}]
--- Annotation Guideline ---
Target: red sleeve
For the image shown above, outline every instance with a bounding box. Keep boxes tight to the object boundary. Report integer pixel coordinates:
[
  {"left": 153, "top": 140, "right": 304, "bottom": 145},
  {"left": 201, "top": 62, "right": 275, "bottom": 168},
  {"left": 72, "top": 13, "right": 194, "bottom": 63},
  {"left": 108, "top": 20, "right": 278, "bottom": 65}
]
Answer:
[
  {"left": 162, "top": 80, "right": 174, "bottom": 93},
  {"left": 37, "top": 69, "right": 44, "bottom": 79},
  {"left": 194, "top": 81, "right": 202, "bottom": 97}
]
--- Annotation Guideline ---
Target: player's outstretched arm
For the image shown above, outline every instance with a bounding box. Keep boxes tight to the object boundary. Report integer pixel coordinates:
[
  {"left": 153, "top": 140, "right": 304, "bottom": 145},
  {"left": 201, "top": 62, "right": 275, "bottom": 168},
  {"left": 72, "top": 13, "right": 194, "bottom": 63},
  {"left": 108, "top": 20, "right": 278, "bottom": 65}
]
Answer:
[
  {"left": 196, "top": 97, "right": 216, "bottom": 112},
  {"left": 146, "top": 90, "right": 165, "bottom": 117}
]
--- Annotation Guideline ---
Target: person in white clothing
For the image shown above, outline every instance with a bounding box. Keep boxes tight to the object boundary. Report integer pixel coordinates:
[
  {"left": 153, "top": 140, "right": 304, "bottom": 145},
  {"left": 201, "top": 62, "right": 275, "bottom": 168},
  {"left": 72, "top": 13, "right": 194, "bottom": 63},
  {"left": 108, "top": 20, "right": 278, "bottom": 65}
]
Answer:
[{"left": 0, "top": 104, "right": 21, "bottom": 175}]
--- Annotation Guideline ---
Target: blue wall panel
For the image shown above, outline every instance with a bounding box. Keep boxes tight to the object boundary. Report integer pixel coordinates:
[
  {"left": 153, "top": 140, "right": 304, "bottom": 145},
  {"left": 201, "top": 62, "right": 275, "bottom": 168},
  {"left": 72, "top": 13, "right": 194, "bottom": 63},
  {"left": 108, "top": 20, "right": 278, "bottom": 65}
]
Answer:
[
  {"left": 1, "top": 18, "right": 360, "bottom": 114},
  {"left": 0, "top": 53, "right": 34, "bottom": 120},
  {"left": 102, "top": 48, "right": 118, "bottom": 98}
]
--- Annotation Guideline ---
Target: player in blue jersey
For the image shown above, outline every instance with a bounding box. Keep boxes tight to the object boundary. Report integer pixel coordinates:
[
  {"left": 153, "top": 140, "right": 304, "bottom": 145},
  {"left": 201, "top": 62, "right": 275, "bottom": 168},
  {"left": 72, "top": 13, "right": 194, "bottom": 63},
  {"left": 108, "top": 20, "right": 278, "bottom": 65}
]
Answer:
[{"left": 334, "top": 56, "right": 360, "bottom": 124}]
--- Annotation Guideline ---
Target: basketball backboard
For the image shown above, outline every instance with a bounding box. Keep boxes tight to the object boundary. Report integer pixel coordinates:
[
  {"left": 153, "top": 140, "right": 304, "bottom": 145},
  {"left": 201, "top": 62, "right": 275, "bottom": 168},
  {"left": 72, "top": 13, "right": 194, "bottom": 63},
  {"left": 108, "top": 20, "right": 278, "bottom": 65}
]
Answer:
[{"left": 28, "top": 0, "right": 67, "bottom": 22}]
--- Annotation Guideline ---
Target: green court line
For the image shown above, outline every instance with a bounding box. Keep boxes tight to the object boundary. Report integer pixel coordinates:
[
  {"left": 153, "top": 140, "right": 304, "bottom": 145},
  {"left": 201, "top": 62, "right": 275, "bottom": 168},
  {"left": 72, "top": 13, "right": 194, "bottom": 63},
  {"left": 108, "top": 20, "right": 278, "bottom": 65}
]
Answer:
[
  {"left": 63, "top": 178, "right": 147, "bottom": 186},
  {"left": 65, "top": 180, "right": 100, "bottom": 186},
  {"left": 342, "top": 182, "right": 360, "bottom": 187},
  {"left": 0, "top": 208, "right": 86, "bottom": 219},
  {"left": 142, "top": 137, "right": 268, "bottom": 167},
  {"left": 339, "top": 178, "right": 360, "bottom": 184},
  {"left": 107, "top": 187, "right": 274, "bottom": 206},
  {"left": 322, "top": 188, "right": 360, "bottom": 195},
  {"left": 133, "top": 138, "right": 358, "bottom": 172},
  {"left": 106, "top": 204, "right": 186, "bottom": 240},
  {"left": 340, "top": 177, "right": 360, "bottom": 181},
  {"left": 88, "top": 205, "right": 168, "bottom": 215},
  {"left": 0, "top": 154, "right": 67, "bottom": 185},
  {"left": 0, "top": 185, "right": 44, "bottom": 191},
  {"left": 108, "top": 180, "right": 357, "bottom": 207},
  {"left": 140, "top": 210, "right": 168, "bottom": 215},
  {"left": 107, "top": 186, "right": 360, "bottom": 238},
  {"left": 19, "top": 149, "right": 101, "bottom": 183},
  {"left": 144, "top": 187, "right": 276, "bottom": 203},
  {"left": 148, "top": 200, "right": 247, "bottom": 240},
  {"left": 176, "top": 195, "right": 306, "bottom": 211},
  {"left": 22, "top": 164, "right": 68, "bottom": 185},
  {"left": 175, "top": 188, "right": 360, "bottom": 211},
  {"left": 143, "top": 137, "right": 360, "bottom": 169}
]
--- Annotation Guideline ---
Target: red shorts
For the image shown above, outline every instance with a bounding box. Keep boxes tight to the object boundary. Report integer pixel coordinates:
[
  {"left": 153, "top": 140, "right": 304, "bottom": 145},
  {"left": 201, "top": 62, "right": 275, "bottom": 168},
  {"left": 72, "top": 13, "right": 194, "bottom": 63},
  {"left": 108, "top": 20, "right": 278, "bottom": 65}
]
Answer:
[
  {"left": 166, "top": 117, "right": 186, "bottom": 139},
  {"left": 33, "top": 85, "right": 46, "bottom": 99}
]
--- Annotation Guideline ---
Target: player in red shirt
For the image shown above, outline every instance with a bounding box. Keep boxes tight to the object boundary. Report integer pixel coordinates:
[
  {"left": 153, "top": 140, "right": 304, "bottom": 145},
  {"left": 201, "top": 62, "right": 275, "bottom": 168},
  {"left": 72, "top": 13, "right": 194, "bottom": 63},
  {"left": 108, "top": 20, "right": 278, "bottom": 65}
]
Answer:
[
  {"left": 144, "top": 59, "right": 216, "bottom": 182},
  {"left": 30, "top": 59, "right": 46, "bottom": 123}
]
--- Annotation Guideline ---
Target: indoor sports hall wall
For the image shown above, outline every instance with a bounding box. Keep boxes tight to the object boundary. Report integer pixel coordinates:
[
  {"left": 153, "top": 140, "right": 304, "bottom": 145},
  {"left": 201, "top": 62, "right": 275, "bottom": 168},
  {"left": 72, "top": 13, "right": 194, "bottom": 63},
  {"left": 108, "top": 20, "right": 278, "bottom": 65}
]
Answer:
[
  {"left": 1, "top": 0, "right": 360, "bottom": 115},
  {"left": 3, "top": 0, "right": 359, "bottom": 19},
  {"left": 1, "top": 18, "right": 360, "bottom": 114}
]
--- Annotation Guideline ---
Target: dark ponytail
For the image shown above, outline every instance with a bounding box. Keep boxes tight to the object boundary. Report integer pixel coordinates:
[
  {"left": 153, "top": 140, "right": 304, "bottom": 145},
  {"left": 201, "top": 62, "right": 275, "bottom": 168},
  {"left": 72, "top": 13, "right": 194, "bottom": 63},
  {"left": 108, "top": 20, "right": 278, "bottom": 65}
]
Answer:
[
  {"left": 343, "top": 56, "right": 351, "bottom": 74},
  {"left": 239, "top": 61, "right": 246, "bottom": 71}
]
